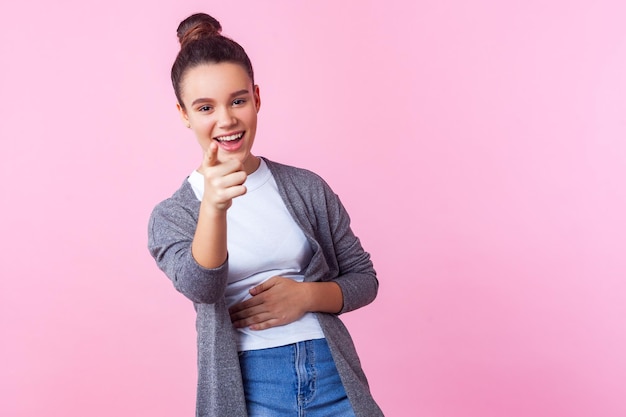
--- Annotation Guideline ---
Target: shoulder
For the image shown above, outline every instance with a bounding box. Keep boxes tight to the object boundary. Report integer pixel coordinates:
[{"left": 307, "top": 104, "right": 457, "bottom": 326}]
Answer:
[
  {"left": 149, "top": 179, "right": 200, "bottom": 228},
  {"left": 262, "top": 157, "right": 332, "bottom": 193},
  {"left": 261, "top": 157, "right": 347, "bottom": 224}
]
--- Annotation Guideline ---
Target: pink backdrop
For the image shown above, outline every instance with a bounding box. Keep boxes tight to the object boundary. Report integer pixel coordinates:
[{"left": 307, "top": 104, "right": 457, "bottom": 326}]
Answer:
[{"left": 1, "top": 1, "right": 625, "bottom": 416}]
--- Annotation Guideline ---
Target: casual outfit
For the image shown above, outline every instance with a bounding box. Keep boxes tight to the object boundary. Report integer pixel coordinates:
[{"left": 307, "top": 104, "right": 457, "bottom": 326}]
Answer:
[
  {"left": 187, "top": 160, "right": 325, "bottom": 352},
  {"left": 148, "top": 157, "right": 383, "bottom": 416}
]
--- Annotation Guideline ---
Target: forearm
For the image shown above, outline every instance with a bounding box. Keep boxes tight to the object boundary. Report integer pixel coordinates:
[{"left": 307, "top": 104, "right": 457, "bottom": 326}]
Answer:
[
  {"left": 303, "top": 281, "right": 343, "bottom": 314},
  {"left": 192, "top": 202, "right": 228, "bottom": 269},
  {"left": 148, "top": 205, "right": 230, "bottom": 304},
  {"left": 332, "top": 271, "right": 378, "bottom": 314}
]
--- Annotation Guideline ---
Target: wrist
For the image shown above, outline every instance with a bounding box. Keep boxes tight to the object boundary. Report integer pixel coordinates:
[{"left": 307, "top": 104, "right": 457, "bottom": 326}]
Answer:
[
  {"left": 301, "top": 282, "right": 316, "bottom": 313},
  {"left": 304, "top": 281, "right": 343, "bottom": 314},
  {"left": 200, "top": 200, "right": 229, "bottom": 216}
]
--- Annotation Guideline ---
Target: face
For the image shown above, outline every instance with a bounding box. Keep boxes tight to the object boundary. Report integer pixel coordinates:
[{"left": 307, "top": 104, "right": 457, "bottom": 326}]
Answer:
[{"left": 177, "top": 62, "right": 261, "bottom": 174}]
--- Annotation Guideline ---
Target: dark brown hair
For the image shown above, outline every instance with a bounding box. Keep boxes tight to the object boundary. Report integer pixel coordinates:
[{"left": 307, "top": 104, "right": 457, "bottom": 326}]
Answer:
[{"left": 171, "top": 13, "right": 255, "bottom": 109}]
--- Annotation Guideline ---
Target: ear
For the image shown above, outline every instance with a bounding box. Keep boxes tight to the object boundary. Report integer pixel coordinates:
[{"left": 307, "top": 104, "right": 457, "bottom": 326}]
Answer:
[
  {"left": 176, "top": 102, "right": 191, "bottom": 128},
  {"left": 253, "top": 84, "right": 261, "bottom": 113}
]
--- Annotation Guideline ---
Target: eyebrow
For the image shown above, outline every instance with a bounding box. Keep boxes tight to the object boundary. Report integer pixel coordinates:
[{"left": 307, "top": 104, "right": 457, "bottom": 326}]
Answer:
[{"left": 191, "top": 89, "right": 250, "bottom": 107}]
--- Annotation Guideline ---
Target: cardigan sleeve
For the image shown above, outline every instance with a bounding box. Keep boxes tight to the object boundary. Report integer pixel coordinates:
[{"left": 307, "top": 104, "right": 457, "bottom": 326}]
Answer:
[
  {"left": 148, "top": 198, "right": 229, "bottom": 304},
  {"left": 322, "top": 185, "right": 379, "bottom": 314},
  {"left": 265, "top": 158, "right": 379, "bottom": 315}
]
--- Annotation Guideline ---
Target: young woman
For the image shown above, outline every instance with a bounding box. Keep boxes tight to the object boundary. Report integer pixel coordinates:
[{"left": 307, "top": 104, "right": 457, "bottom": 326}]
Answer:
[{"left": 148, "top": 13, "right": 383, "bottom": 417}]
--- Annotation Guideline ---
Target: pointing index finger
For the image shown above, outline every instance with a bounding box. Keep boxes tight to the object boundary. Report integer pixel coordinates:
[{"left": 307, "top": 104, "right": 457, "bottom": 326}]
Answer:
[{"left": 205, "top": 141, "right": 219, "bottom": 167}]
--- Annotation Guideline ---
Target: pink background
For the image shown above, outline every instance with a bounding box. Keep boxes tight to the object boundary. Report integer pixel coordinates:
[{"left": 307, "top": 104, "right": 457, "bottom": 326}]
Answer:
[{"left": 1, "top": 1, "right": 625, "bottom": 416}]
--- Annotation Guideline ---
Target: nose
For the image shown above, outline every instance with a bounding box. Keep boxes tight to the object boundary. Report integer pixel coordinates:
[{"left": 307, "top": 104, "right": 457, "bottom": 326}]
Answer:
[{"left": 216, "top": 106, "right": 236, "bottom": 128}]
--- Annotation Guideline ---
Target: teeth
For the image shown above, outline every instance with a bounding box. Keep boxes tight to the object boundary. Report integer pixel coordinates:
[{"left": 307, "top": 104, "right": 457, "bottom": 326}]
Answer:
[{"left": 216, "top": 132, "right": 244, "bottom": 142}]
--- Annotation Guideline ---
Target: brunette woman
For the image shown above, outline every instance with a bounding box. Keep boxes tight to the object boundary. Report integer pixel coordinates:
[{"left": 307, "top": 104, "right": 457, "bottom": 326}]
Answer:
[{"left": 148, "top": 12, "right": 383, "bottom": 417}]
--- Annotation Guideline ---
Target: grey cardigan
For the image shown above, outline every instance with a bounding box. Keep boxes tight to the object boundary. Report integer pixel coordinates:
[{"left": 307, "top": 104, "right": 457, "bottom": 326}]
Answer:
[{"left": 148, "top": 158, "right": 383, "bottom": 417}]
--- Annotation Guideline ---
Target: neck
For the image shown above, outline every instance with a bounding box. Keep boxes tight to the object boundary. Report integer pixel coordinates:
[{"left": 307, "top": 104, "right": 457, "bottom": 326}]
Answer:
[{"left": 244, "top": 155, "right": 261, "bottom": 175}]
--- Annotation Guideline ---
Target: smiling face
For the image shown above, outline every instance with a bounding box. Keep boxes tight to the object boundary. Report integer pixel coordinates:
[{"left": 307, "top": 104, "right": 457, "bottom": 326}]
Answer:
[{"left": 177, "top": 62, "right": 261, "bottom": 174}]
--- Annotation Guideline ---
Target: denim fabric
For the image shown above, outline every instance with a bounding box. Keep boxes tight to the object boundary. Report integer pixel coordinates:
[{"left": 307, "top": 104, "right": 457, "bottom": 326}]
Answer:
[{"left": 238, "top": 338, "right": 356, "bottom": 417}]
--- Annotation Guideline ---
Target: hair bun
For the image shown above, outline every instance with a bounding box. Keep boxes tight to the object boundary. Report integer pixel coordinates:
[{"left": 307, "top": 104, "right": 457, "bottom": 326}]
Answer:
[{"left": 177, "top": 13, "right": 222, "bottom": 48}]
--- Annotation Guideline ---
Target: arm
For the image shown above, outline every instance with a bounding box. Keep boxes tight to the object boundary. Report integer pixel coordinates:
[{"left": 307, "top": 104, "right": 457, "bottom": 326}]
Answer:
[
  {"left": 229, "top": 278, "right": 343, "bottom": 330},
  {"left": 192, "top": 142, "right": 247, "bottom": 268},
  {"left": 304, "top": 173, "right": 378, "bottom": 314},
  {"left": 148, "top": 201, "right": 230, "bottom": 304},
  {"left": 324, "top": 194, "right": 378, "bottom": 314},
  {"left": 148, "top": 143, "right": 247, "bottom": 303}
]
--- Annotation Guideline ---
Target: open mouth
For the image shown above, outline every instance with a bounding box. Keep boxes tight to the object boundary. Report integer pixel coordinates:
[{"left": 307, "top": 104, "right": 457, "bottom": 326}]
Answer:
[{"left": 214, "top": 132, "right": 244, "bottom": 143}]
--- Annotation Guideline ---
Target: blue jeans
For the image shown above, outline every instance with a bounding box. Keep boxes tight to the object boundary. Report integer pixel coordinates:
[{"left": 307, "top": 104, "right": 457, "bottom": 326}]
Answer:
[{"left": 238, "top": 338, "right": 356, "bottom": 417}]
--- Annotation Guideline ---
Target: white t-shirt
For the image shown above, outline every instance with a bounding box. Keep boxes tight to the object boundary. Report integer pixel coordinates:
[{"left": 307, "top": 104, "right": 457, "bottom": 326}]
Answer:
[{"left": 188, "top": 159, "right": 325, "bottom": 351}]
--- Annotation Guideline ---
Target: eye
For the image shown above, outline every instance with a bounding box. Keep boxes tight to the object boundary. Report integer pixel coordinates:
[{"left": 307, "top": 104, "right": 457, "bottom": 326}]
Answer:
[
  {"left": 198, "top": 105, "right": 213, "bottom": 112},
  {"left": 232, "top": 98, "right": 246, "bottom": 106}
]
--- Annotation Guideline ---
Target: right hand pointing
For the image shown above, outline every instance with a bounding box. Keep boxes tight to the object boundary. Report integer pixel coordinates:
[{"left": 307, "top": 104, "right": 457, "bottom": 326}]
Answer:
[{"left": 199, "top": 142, "right": 247, "bottom": 211}]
